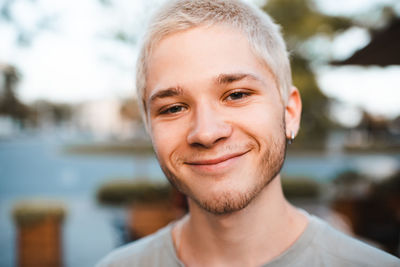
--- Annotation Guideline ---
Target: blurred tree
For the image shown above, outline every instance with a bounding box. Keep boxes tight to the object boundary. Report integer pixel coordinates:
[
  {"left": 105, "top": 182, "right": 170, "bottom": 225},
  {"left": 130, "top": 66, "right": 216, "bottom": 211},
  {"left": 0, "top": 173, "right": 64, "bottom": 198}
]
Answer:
[
  {"left": 0, "top": 64, "right": 30, "bottom": 124},
  {"left": 263, "top": 0, "right": 353, "bottom": 147},
  {"left": 0, "top": 0, "right": 58, "bottom": 46},
  {"left": 0, "top": 64, "right": 74, "bottom": 127},
  {"left": 0, "top": 0, "right": 60, "bottom": 126}
]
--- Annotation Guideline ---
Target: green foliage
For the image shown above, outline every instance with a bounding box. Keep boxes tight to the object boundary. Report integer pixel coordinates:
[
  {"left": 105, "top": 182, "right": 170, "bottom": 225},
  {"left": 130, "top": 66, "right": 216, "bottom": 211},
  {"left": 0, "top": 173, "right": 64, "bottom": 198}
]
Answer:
[
  {"left": 0, "top": 64, "right": 30, "bottom": 122},
  {"left": 264, "top": 0, "right": 352, "bottom": 46},
  {"left": 12, "top": 200, "right": 66, "bottom": 227},
  {"left": 263, "top": 0, "right": 352, "bottom": 147},
  {"left": 290, "top": 56, "right": 333, "bottom": 145},
  {"left": 282, "top": 177, "right": 320, "bottom": 198},
  {"left": 97, "top": 179, "right": 171, "bottom": 206}
]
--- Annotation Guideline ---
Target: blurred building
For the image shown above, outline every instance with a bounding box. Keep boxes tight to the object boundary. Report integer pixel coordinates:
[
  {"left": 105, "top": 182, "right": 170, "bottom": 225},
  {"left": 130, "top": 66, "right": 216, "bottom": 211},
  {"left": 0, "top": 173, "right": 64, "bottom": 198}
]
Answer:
[
  {"left": 73, "top": 98, "right": 143, "bottom": 141},
  {"left": 332, "top": 18, "right": 400, "bottom": 66}
]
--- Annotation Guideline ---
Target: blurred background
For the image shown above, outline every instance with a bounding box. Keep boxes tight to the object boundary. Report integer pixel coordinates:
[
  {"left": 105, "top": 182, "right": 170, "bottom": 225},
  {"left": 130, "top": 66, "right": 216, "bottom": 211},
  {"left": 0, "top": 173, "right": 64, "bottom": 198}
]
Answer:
[{"left": 1, "top": 0, "right": 399, "bottom": 266}]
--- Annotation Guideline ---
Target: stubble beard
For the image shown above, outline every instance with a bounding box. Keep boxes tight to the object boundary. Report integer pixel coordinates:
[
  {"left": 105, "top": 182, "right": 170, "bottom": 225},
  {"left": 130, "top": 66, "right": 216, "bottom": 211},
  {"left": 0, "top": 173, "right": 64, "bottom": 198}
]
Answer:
[{"left": 159, "top": 125, "right": 287, "bottom": 216}]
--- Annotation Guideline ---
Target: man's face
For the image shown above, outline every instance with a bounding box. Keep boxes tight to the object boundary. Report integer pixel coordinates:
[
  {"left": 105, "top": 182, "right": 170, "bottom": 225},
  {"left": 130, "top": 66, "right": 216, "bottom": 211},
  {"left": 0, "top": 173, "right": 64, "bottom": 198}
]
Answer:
[{"left": 145, "top": 25, "right": 287, "bottom": 215}]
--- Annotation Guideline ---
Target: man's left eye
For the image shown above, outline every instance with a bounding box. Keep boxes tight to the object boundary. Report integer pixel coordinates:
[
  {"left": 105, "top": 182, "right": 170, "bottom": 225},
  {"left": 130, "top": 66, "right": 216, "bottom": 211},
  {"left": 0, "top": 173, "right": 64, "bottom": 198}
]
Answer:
[{"left": 226, "top": 91, "right": 249, "bottom": 101}]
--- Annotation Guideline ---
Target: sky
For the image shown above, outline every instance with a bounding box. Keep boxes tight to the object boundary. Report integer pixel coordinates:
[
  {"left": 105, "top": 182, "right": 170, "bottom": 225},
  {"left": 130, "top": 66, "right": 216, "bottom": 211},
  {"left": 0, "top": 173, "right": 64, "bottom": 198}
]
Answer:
[{"left": 1, "top": 0, "right": 400, "bottom": 124}]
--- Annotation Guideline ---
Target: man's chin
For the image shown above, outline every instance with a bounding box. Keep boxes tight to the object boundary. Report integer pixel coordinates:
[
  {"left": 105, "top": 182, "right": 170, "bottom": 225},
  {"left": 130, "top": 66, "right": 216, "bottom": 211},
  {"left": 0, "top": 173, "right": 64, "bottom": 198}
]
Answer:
[{"left": 190, "top": 190, "right": 257, "bottom": 215}]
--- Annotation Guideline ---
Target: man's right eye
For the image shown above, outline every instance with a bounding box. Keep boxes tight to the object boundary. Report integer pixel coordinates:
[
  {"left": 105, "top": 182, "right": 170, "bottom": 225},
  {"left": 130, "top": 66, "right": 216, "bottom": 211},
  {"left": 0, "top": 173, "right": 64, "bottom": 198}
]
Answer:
[{"left": 159, "top": 105, "right": 185, "bottom": 115}]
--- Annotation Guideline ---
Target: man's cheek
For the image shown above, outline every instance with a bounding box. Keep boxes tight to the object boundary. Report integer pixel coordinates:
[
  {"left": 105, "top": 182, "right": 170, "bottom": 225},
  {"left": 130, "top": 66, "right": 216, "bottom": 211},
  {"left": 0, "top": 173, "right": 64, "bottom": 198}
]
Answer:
[{"left": 153, "top": 132, "right": 176, "bottom": 159}]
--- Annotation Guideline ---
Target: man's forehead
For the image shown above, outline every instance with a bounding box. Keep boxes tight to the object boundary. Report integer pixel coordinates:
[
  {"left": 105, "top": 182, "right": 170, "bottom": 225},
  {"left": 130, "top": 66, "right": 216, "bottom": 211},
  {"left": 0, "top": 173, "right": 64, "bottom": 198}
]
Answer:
[
  {"left": 146, "top": 24, "right": 250, "bottom": 68},
  {"left": 144, "top": 24, "right": 278, "bottom": 104}
]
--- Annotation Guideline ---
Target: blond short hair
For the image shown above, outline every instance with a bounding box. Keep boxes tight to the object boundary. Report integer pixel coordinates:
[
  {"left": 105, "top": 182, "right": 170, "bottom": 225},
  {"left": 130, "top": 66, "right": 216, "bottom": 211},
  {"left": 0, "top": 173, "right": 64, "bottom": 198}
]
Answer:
[{"left": 136, "top": 0, "right": 292, "bottom": 124}]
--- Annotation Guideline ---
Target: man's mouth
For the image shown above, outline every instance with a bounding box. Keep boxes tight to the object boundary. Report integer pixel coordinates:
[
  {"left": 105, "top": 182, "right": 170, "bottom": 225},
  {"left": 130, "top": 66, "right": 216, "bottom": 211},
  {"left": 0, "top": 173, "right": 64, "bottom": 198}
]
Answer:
[
  {"left": 184, "top": 150, "right": 250, "bottom": 173},
  {"left": 186, "top": 151, "right": 249, "bottom": 165}
]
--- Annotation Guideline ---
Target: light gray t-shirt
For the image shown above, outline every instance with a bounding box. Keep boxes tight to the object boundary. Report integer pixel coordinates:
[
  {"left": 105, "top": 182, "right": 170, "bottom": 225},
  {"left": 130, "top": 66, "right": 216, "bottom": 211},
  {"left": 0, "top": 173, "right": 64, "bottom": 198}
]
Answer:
[{"left": 96, "top": 214, "right": 400, "bottom": 267}]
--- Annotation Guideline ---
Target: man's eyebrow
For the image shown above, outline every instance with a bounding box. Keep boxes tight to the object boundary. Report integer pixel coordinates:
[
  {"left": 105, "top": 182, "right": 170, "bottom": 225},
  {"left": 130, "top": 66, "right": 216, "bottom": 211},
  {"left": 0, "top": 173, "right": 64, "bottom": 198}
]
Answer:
[
  {"left": 148, "top": 73, "right": 263, "bottom": 105},
  {"left": 148, "top": 86, "right": 183, "bottom": 104},
  {"left": 216, "top": 73, "right": 263, "bottom": 85}
]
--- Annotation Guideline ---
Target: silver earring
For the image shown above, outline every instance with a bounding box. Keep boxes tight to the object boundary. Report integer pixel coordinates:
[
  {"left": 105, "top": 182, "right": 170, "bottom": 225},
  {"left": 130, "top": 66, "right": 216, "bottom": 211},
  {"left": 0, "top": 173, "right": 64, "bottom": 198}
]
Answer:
[{"left": 288, "top": 131, "right": 295, "bottom": 145}]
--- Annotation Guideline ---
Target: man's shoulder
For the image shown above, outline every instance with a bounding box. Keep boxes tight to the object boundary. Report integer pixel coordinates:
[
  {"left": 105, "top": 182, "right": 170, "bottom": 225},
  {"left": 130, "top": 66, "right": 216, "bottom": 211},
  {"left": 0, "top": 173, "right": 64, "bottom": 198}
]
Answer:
[
  {"left": 96, "top": 224, "right": 179, "bottom": 267},
  {"left": 308, "top": 215, "right": 400, "bottom": 266}
]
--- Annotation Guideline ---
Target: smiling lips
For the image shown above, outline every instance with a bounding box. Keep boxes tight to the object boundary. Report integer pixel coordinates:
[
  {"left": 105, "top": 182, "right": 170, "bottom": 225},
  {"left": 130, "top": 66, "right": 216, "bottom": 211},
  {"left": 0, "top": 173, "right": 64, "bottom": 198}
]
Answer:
[{"left": 184, "top": 150, "right": 250, "bottom": 173}]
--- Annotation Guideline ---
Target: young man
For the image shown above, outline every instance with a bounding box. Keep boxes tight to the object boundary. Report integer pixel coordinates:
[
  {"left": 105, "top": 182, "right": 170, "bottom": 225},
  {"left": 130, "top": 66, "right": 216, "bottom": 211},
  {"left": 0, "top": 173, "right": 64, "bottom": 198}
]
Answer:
[{"left": 97, "top": 0, "right": 400, "bottom": 266}]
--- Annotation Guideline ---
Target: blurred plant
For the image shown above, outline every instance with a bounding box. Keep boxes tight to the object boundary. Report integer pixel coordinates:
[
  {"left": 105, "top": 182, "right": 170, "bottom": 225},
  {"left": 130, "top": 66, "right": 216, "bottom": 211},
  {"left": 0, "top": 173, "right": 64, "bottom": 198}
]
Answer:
[
  {"left": 281, "top": 176, "right": 321, "bottom": 199},
  {"left": 97, "top": 179, "right": 171, "bottom": 206},
  {"left": 263, "top": 0, "right": 353, "bottom": 147},
  {"left": 12, "top": 200, "right": 66, "bottom": 227}
]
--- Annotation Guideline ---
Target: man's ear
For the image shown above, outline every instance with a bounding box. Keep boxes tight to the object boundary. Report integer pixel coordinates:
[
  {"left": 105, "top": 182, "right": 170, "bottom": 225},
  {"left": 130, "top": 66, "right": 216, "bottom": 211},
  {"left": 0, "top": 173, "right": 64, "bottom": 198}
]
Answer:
[{"left": 284, "top": 86, "right": 302, "bottom": 138}]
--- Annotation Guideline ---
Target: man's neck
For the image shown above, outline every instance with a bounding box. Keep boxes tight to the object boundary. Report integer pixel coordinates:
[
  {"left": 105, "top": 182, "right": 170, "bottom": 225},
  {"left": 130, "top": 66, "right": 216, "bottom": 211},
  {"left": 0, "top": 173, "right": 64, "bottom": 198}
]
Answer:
[{"left": 172, "top": 176, "right": 308, "bottom": 267}]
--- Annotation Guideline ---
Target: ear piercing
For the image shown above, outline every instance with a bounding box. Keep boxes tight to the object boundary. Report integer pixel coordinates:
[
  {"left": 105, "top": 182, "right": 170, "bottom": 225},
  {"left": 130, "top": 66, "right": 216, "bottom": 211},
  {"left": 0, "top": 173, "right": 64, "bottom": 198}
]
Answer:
[{"left": 287, "top": 131, "right": 295, "bottom": 145}]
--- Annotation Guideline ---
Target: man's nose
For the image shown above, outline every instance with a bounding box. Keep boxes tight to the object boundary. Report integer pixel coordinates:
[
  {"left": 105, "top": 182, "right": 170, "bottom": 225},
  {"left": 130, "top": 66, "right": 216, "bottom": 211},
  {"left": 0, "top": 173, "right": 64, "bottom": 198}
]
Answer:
[{"left": 186, "top": 103, "right": 232, "bottom": 148}]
